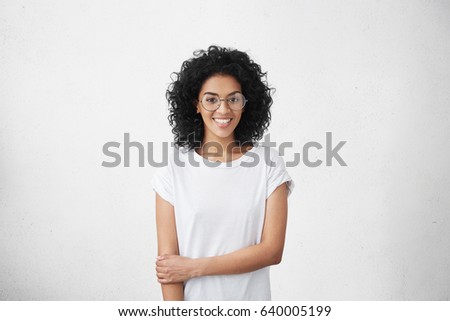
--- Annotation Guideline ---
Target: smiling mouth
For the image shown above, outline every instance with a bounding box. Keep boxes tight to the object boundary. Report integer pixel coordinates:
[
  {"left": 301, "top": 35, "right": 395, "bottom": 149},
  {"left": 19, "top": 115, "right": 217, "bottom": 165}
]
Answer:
[
  {"left": 213, "top": 118, "right": 232, "bottom": 124},
  {"left": 212, "top": 118, "right": 233, "bottom": 128}
]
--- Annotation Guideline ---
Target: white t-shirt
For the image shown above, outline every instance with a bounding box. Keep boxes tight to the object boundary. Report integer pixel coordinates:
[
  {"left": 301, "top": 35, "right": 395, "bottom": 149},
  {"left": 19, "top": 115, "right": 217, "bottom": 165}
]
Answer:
[{"left": 151, "top": 144, "right": 294, "bottom": 301}]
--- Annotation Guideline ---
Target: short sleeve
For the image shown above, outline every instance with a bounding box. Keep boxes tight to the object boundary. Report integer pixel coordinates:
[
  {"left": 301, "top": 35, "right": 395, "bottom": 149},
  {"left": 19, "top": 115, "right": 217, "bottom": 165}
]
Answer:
[
  {"left": 151, "top": 165, "right": 174, "bottom": 206},
  {"left": 266, "top": 150, "right": 295, "bottom": 199}
]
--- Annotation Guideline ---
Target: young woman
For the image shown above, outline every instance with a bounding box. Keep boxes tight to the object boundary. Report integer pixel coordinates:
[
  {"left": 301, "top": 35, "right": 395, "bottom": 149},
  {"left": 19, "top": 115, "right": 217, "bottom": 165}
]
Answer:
[{"left": 151, "top": 46, "right": 294, "bottom": 300}]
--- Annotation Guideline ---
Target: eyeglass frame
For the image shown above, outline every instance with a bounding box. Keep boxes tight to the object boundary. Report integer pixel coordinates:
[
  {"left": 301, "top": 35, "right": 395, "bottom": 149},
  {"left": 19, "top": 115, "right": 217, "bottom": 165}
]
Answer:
[{"left": 198, "top": 92, "right": 248, "bottom": 111}]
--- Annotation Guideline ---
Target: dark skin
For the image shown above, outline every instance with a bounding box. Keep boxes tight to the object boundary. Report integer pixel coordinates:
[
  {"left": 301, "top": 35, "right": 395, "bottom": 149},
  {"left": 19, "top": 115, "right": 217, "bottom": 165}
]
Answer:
[{"left": 155, "top": 75, "right": 288, "bottom": 300}]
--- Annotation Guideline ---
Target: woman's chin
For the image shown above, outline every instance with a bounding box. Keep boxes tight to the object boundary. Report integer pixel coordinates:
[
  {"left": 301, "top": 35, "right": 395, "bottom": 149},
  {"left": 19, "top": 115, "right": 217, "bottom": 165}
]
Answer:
[{"left": 204, "top": 125, "right": 236, "bottom": 139}]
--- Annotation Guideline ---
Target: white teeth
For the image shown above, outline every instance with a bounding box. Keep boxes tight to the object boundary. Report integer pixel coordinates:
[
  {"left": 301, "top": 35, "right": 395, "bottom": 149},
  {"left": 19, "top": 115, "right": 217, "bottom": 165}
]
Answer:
[{"left": 214, "top": 118, "right": 231, "bottom": 124}]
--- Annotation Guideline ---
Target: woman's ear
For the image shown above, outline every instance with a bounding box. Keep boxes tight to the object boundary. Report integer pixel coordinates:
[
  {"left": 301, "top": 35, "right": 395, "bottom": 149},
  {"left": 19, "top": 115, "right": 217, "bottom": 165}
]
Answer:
[{"left": 193, "top": 100, "right": 200, "bottom": 113}]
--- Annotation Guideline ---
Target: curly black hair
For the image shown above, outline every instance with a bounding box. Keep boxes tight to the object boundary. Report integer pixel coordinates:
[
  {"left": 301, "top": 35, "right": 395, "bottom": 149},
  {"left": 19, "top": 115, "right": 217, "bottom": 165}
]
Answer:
[{"left": 166, "top": 45, "right": 273, "bottom": 150}]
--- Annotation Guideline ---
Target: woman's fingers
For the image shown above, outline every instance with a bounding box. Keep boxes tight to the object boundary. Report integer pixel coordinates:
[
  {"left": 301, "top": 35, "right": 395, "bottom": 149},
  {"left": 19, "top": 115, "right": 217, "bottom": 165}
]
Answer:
[
  {"left": 155, "top": 255, "right": 175, "bottom": 266},
  {"left": 155, "top": 269, "right": 184, "bottom": 284},
  {"left": 155, "top": 260, "right": 165, "bottom": 267},
  {"left": 154, "top": 255, "right": 192, "bottom": 283},
  {"left": 156, "top": 272, "right": 177, "bottom": 284},
  {"left": 155, "top": 266, "right": 176, "bottom": 283},
  {"left": 156, "top": 270, "right": 168, "bottom": 283},
  {"left": 155, "top": 265, "right": 168, "bottom": 273},
  {"left": 156, "top": 254, "right": 175, "bottom": 261}
]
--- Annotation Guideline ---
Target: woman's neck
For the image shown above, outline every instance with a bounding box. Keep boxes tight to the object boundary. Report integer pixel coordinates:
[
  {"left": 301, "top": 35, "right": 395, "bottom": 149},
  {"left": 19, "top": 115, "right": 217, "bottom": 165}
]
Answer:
[{"left": 196, "top": 136, "right": 251, "bottom": 162}]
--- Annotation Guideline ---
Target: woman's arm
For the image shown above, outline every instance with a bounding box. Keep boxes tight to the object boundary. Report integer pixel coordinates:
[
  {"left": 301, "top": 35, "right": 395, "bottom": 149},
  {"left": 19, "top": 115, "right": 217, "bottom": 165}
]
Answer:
[
  {"left": 156, "top": 183, "right": 288, "bottom": 283},
  {"left": 155, "top": 193, "right": 184, "bottom": 300}
]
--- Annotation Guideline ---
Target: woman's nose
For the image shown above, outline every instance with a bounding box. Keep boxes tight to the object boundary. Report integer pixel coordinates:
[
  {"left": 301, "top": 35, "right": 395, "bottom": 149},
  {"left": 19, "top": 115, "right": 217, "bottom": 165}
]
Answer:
[{"left": 216, "top": 99, "right": 231, "bottom": 113}]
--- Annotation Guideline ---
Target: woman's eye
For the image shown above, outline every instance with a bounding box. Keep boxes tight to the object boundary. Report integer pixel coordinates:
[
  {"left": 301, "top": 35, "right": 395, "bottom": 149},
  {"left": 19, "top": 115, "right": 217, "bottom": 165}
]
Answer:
[
  {"left": 206, "top": 98, "right": 218, "bottom": 103},
  {"left": 228, "top": 97, "right": 240, "bottom": 103}
]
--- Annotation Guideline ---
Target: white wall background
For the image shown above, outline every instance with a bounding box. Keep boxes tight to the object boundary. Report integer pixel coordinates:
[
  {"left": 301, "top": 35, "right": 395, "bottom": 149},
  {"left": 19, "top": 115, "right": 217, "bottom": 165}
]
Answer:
[{"left": 1, "top": 0, "right": 449, "bottom": 300}]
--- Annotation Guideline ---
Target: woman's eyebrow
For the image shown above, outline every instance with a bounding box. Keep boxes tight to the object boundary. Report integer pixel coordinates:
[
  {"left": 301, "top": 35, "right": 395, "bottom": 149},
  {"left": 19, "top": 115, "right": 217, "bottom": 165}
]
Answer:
[{"left": 203, "top": 90, "right": 242, "bottom": 96}]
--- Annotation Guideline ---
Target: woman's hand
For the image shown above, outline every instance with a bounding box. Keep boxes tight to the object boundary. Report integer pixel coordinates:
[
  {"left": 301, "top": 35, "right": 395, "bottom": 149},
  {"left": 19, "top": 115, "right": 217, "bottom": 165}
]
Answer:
[{"left": 155, "top": 255, "right": 199, "bottom": 284}]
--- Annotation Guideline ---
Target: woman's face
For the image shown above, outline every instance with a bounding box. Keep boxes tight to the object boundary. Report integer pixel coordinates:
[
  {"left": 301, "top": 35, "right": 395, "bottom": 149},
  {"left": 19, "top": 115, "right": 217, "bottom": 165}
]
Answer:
[{"left": 196, "top": 74, "right": 244, "bottom": 143}]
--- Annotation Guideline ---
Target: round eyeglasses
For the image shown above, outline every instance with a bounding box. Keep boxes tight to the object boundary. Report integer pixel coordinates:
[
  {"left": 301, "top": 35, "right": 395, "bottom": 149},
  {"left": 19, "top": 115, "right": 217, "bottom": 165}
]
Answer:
[{"left": 200, "top": 92, "right": 247, "bottom": 111}]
